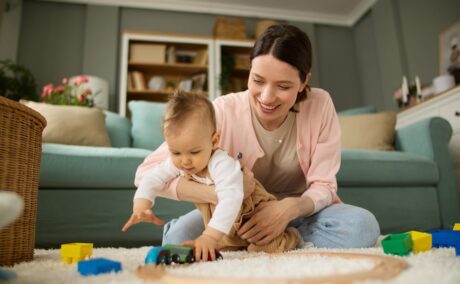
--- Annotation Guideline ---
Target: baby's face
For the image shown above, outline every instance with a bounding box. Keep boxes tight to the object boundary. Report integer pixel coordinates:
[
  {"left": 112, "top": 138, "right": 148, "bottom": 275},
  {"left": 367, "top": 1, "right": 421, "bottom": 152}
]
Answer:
[{"left": 164, "top": 115, "right": 217, "bottom": 176}]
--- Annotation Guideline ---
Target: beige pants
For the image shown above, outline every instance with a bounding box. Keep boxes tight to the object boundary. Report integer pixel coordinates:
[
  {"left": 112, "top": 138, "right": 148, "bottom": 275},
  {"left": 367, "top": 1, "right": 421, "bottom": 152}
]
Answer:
[{"left": 195, "top": 180, "right": 301, "bottom": 253}]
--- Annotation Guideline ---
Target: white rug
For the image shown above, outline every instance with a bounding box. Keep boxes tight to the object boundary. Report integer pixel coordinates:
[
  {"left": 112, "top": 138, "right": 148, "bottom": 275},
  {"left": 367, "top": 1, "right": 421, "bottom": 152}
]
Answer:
[{"left": 2, "top": 245, "right": 460, "bottom": 284}]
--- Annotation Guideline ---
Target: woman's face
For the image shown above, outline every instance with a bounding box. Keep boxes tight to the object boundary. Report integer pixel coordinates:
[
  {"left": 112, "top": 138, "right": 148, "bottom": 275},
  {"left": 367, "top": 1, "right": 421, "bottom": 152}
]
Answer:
[{"left": 248, "top": 54, "right": 308, "bottom": 131}]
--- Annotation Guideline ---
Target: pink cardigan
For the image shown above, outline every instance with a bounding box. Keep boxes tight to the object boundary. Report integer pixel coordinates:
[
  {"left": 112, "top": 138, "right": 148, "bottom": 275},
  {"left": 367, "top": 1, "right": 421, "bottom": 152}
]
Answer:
[{"left": 135, "top": 88, "right": 342, "bottom": 214}]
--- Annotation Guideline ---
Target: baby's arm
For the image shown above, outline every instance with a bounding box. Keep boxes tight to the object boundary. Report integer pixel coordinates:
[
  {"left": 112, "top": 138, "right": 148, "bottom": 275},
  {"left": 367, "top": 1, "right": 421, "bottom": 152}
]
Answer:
[
  {"left": 191, "top": 150, "right": 244, "bottom": 261},
  {"left": 122, "top": 158, "right": 180, "bottom": 232}
]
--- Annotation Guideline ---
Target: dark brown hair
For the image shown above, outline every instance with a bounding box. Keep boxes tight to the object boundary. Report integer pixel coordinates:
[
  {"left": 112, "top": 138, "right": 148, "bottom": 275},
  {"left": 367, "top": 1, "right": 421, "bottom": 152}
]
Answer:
[
  {"left": 251, "top": 24, "right": 312, "bottom": 105},
  {"left": 163, "top": 90, "right": 216, "bottom": 134}
]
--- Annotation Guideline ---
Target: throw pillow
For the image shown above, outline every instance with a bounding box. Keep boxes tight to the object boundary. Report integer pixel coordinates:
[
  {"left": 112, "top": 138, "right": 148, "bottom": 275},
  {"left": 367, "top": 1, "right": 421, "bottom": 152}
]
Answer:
[
  {"left": 128, "top": 100, "right": 165, "bottom": 150},
  {"left": 338, "top": 112, "right": 396, "bottom": 151},
  {"left": 22, "top": 101, "right": 111, "bottom": 147}
]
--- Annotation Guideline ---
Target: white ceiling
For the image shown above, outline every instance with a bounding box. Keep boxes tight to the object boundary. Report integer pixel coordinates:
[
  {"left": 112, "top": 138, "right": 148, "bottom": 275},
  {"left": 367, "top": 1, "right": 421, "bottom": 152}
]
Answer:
[{"left": 41, "top": 0, "right": 378, "bottom": 26}]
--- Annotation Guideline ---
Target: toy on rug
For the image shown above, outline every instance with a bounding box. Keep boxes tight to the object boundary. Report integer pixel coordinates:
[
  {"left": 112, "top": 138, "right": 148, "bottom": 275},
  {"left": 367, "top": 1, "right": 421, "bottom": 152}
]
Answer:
[
  {"left": 60, "top": 243, "right": 93, "bottom": 264},
  {"left": 382, "top": 226, "right": 460, "bottom": 256},
  {"left": 78, "top": 258, "right": 122, "bottom": 276},
  {"left": 145, "top": 244, "right": 223, "bottom": 265}
]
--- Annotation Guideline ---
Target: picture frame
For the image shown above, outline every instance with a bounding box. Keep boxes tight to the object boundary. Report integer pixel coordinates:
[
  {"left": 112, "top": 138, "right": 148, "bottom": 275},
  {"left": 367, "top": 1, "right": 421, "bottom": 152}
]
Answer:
[{"left": 439, "top": 20, "right": 460, "bottom": 75}]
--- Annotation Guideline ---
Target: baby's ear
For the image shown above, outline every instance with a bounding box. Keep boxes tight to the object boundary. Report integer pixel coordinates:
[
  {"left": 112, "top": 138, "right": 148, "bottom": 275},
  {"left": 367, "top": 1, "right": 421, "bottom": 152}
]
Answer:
[{"left": 211, "top": 132, "right": 220, "bottom": 149}]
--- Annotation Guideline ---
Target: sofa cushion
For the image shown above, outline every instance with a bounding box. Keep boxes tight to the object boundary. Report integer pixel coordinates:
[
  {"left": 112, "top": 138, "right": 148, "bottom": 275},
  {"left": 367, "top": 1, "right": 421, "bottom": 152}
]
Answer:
[
  {"left": 339, "top": 112, "right": 396, "bottom": 151},
  {"left": 104, "top": 111, "right": 131, "bottom": 148},
  {"left": 128, "top": 101, "right": 165, "bottom": 150},
  {"left": 338, "top": 105, "right": 377, "bottom": 115},
  {"left": 338, "top": 149, "right": 438, "bottom": 186},
  {"left": 40, "top": 143, "right": 152, "bottom": 188},
  {"left": 23, "top": 101, "right": 111, "bottom": 147}
]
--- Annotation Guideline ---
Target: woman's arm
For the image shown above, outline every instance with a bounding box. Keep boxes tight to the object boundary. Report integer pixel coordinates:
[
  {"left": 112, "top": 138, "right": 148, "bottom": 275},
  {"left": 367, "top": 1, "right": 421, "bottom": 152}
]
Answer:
[
  {"left": 176, "top": 177, "right": 217, "bottom": 204},
  {"left": 176, "top": 167, "right": 256, "bottom": 204}
]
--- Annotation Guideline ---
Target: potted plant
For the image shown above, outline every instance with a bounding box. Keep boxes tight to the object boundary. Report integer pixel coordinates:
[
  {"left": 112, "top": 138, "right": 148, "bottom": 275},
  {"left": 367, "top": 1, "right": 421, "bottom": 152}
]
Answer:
[{"left": 0, "top": 60, "right": 38, "bottom": 101}]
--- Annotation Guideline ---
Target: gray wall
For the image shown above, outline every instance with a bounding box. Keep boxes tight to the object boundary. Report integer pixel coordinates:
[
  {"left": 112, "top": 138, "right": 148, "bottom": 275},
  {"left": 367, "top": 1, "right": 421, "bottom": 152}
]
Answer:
[
  {"left": 0, "top": 0, "right": 23, "bottom": 62},
  {"left": 354, "top": 0, "right": 460, "bottom": 111},
  {"left": 315, "top": 24, "right": 361, "bottom": 111},
  {"left": 11, "top": 0, "right": 460, "bottom": 112},
  {"left": 18, "top": 0, "right": 85, "bottom": 93}
]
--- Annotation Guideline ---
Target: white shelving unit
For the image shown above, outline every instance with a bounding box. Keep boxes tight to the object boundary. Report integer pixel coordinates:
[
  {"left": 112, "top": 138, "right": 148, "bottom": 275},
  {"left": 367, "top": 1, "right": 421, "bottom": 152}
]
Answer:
[
  {"left": 118, "top": 32, "right": 255, "bottom": 116},
  {"left": 118, "top": 32, "right": 214, "bottom": 117},
  {"left": 214, "top": 39, "right": 254, "bottom": 97}
]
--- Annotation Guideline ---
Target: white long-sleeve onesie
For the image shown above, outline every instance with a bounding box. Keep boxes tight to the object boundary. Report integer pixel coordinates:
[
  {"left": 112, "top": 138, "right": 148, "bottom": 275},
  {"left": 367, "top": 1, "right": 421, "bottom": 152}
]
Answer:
[{"left": 134, "top": 149, "right": 244, "bottom": 234}]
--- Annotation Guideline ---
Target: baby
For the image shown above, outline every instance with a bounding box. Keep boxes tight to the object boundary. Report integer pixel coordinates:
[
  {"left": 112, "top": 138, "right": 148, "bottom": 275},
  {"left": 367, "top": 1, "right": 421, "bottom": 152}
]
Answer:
[{"left": 122, "top": 90, "right": 301, "bottom": 261}]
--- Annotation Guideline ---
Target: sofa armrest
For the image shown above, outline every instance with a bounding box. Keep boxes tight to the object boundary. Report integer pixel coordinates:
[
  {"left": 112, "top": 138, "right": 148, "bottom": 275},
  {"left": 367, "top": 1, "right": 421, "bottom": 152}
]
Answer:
[
  {"left": 395, "top": 117, "right": 459, "bottom": 228},
  {"left": 104, "top": 111, "right": 132, "bottom": 148}
]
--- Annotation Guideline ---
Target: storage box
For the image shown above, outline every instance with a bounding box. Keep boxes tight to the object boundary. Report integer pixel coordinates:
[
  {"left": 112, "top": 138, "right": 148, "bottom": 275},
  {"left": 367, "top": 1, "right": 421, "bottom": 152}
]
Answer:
[
  {"left": 130, "top": 43, "right": 166, "bottom": 64},
  {"left": 214, "top": 16, "right": 246, "bottom": 39}
]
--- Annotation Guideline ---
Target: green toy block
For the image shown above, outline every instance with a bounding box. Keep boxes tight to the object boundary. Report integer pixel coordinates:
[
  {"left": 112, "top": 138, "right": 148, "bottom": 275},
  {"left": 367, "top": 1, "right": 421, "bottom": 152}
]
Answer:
[
  {"left": 381, "top": 233, "right": 413, "bottom": 256},
  {"left": 408, "top": 231, "right": 432, "bottom": 253}
]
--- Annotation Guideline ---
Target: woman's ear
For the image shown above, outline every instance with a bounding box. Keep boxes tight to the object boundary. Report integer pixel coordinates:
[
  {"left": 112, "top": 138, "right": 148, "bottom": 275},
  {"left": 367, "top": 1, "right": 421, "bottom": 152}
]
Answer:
[
  {"left": 211, "top": 132, "right": 220, "bottom": 149},
  {"left": 299, "top": 72, "right": 312, "bottom": 92}
]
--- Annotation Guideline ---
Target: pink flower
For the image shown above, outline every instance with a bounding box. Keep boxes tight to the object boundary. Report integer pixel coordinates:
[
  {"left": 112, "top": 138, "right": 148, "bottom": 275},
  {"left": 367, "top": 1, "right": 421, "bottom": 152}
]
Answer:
[
  {"left": 62, "top": 77, "right": 68, "bottom": 85},
  {"left": 54, "top": 86, "right": 65, "bottom": 93},
  {"left": 41, "top": 83, "right": 54, "bottom": 98},
  {"left": 77, "top": 93, "right": 86, "bottom": 103},
  {"left": 85, "top": 88, "right": 92, "bottom": 95},
  {"left": 74, "top": 75, "right": 89, "bottom": 85}
]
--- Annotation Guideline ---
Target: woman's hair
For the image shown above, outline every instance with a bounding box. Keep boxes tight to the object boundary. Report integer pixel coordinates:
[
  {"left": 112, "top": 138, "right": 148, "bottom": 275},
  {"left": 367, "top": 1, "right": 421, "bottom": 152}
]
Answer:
[
  {"left": 162, "top": 90, "right": 216, "bottom": 134},
  {"left": 251, "top": 24, "right": 312, "bottom": 105}
]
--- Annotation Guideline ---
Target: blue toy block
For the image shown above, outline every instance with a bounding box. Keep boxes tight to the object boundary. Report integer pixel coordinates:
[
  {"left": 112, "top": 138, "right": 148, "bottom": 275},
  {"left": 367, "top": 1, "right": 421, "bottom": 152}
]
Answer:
[
  {"left": 78, "top": 258, "right": 122, "bottom": 276},
  {"left": 429, "top": 230, "right": 460, "bottom": 256}
]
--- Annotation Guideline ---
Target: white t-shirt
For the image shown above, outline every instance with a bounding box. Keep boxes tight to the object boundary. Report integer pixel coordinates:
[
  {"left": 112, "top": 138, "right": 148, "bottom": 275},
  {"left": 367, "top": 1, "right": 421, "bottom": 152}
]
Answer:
[{"left": 134, "top": 149, "right": 244, "bottom": 234}]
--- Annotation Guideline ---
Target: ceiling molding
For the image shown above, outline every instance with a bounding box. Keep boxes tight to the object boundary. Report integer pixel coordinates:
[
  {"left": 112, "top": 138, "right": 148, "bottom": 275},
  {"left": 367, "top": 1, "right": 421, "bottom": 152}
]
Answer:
[{"left": 39, "top": 0, "right": 376, "bottom": 27}]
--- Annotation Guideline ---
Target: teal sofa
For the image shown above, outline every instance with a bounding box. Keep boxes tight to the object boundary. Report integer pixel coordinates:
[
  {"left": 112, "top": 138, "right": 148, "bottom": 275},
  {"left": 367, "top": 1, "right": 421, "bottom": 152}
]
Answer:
[{"left": 36, "top": 103, "right": 460, "bottom": 248}]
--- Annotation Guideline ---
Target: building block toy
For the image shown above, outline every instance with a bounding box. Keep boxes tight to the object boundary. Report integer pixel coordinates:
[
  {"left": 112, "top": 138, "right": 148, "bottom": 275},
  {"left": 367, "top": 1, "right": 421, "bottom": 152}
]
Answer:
[
  {"left": 429, "top": 230, "right": 460, "bottom": 256},
  {"left": 145, "top": 244, "right": 223, "bottom": 265},
  {"left": 60, "top": 243, "right": 93, "bottom": 264},
  {"left": 78, "top": 258, "right": 122, "bottom": 276},
  {"left": 407, "top": 231, "right": 432, "bottom": 253},
  {"left": 454, "top": 223, "right": 460, "bottom": 231},
  {"left": 381, "top": 233, "right": 413, "bottom": 256}
]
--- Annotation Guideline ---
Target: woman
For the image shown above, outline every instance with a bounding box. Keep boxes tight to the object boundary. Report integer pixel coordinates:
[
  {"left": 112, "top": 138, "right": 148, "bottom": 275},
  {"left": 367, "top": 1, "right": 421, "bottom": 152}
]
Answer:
[{"left": 135, "top": 24, "right": 380, "bottom": 248}]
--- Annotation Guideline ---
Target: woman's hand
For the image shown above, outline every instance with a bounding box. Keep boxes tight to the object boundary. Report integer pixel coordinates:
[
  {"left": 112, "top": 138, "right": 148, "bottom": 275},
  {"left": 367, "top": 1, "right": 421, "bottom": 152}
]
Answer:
[
  {"left": 242, "top": 167, "right": 255, "bottom": 199},
  {"left": 237, "top": 199, "right": 292, "bottom": 245},
  {"left": 237, "top": 196, "right": 314, "bottom": 245}
]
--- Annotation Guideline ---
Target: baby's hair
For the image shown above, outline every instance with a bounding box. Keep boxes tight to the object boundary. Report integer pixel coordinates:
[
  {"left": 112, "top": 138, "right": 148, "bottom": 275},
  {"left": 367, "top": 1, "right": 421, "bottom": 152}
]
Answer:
[{"left": 162, "top": 90, "right": 216, "bottom": 134}]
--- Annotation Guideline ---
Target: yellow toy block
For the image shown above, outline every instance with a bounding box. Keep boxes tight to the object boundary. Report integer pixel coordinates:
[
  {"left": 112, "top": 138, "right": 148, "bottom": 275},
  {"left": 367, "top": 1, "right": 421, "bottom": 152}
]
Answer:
[
  {"left": 408, "top": 231, "right": 432, "bottom": 253},
  {"left": 60, "top": 243, "right": 93, "bottom": 264},
  {"left": 454, "top": 223, "right": 460, "bottom": 231}
]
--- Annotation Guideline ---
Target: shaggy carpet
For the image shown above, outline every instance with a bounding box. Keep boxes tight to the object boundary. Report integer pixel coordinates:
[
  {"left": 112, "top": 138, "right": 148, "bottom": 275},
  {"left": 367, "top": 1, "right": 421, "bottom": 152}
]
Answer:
[{"left": 2, "top": 244, "right": 460, "bottom": 283}]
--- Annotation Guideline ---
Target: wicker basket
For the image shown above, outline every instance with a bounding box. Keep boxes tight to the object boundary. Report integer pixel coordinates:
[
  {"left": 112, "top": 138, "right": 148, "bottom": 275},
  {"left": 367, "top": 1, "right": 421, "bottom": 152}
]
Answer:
[
  {"left": 0, "top": 96, "right": 46, "bottom": 266},
  {"left": 214, "top": 16, "right": 247, "bottom": 39}
]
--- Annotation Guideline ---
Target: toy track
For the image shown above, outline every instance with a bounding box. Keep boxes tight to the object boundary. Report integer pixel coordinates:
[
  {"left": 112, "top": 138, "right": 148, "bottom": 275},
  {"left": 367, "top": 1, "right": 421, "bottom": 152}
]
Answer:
[{"left": 137, "top": 252, "right": 408, "bottom": 283}]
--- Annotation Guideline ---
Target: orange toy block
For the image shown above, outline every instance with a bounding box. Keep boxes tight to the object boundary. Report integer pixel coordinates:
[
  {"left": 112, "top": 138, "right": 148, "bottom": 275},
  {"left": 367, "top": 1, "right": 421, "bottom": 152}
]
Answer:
[
  {"left": 408, "top": 231, "right": 432, "bottom": 253},
  {"left": 60, "top": 243, "right": 93, "bottom": 264}
]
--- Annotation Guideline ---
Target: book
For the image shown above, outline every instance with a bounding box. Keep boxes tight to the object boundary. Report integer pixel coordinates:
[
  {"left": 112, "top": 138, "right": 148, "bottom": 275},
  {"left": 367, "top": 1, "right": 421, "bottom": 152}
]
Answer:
[{"left": 132, "top": 71, "right": 146, "bottom": 91}]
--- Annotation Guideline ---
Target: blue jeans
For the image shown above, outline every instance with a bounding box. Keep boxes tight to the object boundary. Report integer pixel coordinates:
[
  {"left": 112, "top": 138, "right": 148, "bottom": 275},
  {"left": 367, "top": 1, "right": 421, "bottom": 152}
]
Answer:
[{"left": 162, "top": 203, "right": 380, "bottom": 248}]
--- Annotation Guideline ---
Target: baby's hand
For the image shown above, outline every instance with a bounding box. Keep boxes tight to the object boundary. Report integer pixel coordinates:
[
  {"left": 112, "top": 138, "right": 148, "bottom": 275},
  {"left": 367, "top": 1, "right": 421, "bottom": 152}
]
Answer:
[
  {"left": 121, "top": 208, "right": 164, "bottom": 232},
  {"left": 193, "top": 234, "right": 218, "bottom": 262}
]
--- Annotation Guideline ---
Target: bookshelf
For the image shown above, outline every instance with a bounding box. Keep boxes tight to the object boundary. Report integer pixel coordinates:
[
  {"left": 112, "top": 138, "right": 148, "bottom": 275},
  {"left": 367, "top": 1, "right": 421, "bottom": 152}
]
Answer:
[
  {"left": 119, "top": 32, "right": 214, "bottom": 116},
  {"left": 118, "top": 32, "right": 255, "bottom": 116},
  {"left": 214, "top": 39, "right": 254, "bottom": 97}
]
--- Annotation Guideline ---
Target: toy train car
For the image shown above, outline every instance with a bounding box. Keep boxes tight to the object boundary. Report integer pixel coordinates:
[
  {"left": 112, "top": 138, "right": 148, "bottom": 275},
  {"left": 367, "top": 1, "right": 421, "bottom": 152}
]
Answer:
[{"left": 145, "top": 244, "right": 223, "bottom": 265}]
